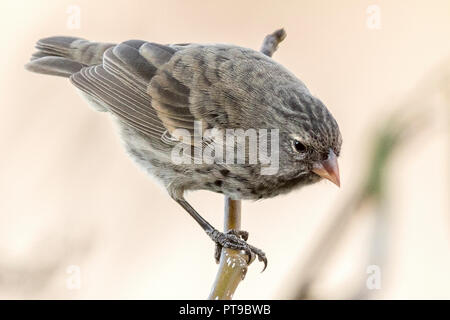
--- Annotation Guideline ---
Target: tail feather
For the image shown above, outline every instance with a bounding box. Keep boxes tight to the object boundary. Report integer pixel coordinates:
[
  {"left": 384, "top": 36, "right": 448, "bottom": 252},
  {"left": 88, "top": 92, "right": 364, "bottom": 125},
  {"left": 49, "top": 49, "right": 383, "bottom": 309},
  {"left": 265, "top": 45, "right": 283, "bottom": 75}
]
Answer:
[
  {"left": 35, "top": 36, "right": 81, "bottom": 56},
  {"left": 25, "top": 36, "right": 115, "bottom": 78},
  {"left": 25, "top": 56, "right": 85, "bottom": 77}
]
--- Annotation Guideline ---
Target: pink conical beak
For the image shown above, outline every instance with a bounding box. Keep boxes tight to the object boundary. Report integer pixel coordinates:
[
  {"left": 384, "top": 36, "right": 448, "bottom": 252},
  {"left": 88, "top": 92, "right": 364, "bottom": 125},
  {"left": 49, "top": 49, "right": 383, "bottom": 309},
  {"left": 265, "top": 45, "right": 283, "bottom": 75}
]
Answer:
[{"left": 312, "top": 149, "right": 340, "bottom": 187}]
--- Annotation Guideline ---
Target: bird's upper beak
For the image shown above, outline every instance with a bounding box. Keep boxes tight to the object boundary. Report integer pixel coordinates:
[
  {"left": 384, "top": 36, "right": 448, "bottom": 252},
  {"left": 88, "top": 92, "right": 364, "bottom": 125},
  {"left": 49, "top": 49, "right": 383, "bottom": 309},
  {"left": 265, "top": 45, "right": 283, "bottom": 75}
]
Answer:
[{"left": 312, "top": 149, "right": 340, "bottom": 187}]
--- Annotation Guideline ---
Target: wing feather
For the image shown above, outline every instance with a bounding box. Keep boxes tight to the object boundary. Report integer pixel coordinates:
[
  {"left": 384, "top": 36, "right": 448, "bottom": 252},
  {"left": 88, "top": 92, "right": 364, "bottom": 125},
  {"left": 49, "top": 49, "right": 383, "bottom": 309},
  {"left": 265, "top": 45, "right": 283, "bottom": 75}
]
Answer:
[{"left": 69, "top": 41, "right": 240, "bottom": 152}]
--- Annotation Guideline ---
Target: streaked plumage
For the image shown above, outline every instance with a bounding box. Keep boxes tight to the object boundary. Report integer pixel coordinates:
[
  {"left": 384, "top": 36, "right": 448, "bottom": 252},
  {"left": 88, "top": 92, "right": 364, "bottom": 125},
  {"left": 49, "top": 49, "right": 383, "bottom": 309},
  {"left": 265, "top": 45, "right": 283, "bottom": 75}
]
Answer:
[{"left": 25, "top": 36, "right": 342, "bottom": 268}]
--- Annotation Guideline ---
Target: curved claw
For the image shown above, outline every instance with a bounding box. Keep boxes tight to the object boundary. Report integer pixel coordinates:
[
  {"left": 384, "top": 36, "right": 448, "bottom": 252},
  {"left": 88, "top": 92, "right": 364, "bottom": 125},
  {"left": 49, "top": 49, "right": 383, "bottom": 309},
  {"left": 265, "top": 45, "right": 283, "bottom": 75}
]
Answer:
[
  {"left": 243, "top": 248, "right": 252, "bottom": 264},
  {"left": 239, "top": 231, "right": 249, "bottom": 241},
  {"left": 248, "top": 244, "right": 267, "bottom": 272},
  {"left": 259, "top": 255, "right": 268, "bottom": 272}
]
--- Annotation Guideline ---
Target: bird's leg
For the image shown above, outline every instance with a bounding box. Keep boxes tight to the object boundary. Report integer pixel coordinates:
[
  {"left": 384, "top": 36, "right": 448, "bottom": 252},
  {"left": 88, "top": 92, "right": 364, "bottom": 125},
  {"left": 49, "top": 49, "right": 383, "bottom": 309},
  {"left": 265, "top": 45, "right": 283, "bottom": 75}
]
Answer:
[{"left": 174, "top": 197, "right": 267, "bottom": 270}]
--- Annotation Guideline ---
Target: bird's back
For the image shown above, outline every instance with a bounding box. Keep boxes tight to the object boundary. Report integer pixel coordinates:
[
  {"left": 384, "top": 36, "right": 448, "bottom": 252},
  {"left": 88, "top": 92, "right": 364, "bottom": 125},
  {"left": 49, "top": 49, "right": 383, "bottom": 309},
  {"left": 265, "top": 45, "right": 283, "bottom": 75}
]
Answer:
[{"left": 25, "top": 36, "right": 322, "bottom": 200}]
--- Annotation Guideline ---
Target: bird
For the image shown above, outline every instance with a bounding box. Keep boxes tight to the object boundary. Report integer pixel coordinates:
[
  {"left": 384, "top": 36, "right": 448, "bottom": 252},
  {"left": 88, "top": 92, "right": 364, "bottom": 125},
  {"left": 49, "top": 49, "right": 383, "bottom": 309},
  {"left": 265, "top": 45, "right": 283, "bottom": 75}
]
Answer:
[{"left": 25, "top": 35, "right": 342, "bottom": 270}]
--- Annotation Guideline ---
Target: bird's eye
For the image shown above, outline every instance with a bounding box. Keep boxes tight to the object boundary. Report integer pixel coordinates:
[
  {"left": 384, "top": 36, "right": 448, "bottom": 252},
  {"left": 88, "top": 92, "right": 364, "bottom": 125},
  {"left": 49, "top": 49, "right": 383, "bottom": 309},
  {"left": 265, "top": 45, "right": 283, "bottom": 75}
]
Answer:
[{"left": 292, "top": 140, "right": 307, "bottom": 153}]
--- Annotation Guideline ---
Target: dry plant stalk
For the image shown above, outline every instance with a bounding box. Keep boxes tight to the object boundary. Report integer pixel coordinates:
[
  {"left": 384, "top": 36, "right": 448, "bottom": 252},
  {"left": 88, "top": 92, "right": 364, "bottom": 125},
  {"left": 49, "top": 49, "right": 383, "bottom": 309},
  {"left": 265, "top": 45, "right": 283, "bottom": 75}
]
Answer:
[
  {"left": 208, "top": 28, "right": 287, "bottom": 300},
  {"left": 208, "top": 197, "right": 247, "bottom": 300}
]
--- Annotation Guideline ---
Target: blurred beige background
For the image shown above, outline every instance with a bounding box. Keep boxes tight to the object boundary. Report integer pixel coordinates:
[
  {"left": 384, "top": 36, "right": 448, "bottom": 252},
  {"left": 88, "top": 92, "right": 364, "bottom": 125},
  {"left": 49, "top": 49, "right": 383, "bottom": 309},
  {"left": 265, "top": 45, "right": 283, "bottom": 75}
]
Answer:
[{"left": 0, "top": 0, "right": 449, "bottom": 299}]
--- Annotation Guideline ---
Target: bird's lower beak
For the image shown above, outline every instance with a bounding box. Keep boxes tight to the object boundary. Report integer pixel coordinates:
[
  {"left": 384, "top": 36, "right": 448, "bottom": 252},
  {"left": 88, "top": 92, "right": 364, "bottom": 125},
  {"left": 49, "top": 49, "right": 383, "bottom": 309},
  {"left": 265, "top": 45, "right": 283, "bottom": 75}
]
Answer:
[{"left": 312, "top": 149, "right": 340, "bottom": 187}]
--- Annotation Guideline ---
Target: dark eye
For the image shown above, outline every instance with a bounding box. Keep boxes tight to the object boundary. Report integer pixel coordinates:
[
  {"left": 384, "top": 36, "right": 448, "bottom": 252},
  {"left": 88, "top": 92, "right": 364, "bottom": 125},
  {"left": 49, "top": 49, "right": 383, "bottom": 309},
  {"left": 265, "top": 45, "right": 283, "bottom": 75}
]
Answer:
[{"left": 293, "top": 140, "right": 307, "bottom": 153}]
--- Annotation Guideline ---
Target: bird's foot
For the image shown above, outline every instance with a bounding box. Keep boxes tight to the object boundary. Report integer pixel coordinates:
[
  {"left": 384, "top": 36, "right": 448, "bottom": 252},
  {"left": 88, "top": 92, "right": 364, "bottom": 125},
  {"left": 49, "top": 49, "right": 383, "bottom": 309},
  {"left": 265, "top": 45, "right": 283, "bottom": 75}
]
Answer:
[
  {"left": 213, "top": 229, "right": 249, "bottom": 262},
  {"left": 208, "top": 229, "right": 267, "bottom": 272}
]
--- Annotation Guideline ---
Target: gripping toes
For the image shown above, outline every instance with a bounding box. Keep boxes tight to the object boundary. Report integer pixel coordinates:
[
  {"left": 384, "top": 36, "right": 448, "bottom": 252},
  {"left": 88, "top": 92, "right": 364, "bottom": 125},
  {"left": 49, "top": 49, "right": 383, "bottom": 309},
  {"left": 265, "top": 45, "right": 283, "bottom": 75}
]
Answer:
[{"left": 209, "top": 229, "right": 267, "bottom": 272}]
